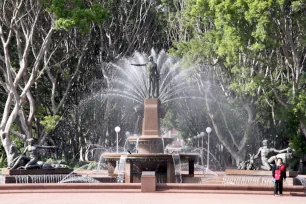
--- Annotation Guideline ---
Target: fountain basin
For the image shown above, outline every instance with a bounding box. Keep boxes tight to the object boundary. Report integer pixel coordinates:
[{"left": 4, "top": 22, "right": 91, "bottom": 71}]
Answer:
[
  {"left": 224, "top": 169, "right": 300, "bottom": 186},
  {"left": 103, "top": 153, "right": 198, "bottom": 161},
  {"left": 1, "top": 168, "right": 74, "bottom": 184},
  {"left": 103, "top": 153, "right": 198, "bottom": 183},
  {"left": 2, "top": 168, "right": 73, "bottom": 175},
  {"left": 127, "top": 136, "right": 174, "bottom": 153},
  {"left": 225, "top": 169, "right": 298, "bottom": 177}
]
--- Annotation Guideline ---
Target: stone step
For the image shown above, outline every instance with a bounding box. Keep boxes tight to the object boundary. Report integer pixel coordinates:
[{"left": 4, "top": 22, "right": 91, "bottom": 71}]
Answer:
[
  {"left": 0, "top": 183, "right": 141, "bottom": 190},
  {"left": 156, "top": 183, "right": 306, "bottom": 192}
]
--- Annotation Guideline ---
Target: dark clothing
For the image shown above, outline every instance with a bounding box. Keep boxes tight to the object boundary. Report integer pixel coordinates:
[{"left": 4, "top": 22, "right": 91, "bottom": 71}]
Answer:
[
  {"left": 274, "top": 180, "right": 283, "bottom": 195},
  {"left": 146, "top": 61, "right": 158, "bottom": 78},
  {"left": 272, "top": 164, "right": 286, "bottom": 181},
  {"left": 146, "top": 61, "right": 159, "bottom": 98},
  {"left": 272, "top": 164, "right": 286, "bottom": 195}
]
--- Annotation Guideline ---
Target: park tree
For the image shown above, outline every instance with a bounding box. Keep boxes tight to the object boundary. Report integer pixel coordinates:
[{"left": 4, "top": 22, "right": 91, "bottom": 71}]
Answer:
[
  {"left": 176, "top": 0, "right": 306, "bottom": 137},
  {"left": 0, "top": 0, "right": 107, "bottom": 166},
  {"left": 168, "top": 0, "right": 306, "bottom": 163}
]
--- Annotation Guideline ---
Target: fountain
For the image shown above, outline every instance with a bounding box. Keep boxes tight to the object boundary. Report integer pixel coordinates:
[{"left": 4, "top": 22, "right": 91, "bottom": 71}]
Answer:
[
  {"left": 102, "top": 50, "right": 198, "bottom": 183},
  {"left": 103, "top": 98, "right": 198, "bottom": 183}
]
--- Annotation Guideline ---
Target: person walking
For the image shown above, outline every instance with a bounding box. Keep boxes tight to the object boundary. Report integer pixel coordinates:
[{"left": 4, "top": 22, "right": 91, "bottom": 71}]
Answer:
[{"left": 272, "top": 158, "right": 286, "bottom": 196}]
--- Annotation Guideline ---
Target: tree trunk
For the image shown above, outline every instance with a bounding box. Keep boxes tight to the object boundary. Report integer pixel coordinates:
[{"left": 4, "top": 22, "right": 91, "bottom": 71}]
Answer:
[
  {"left": 204, "top": 90, "right": 245, "bottom": 165},
  {"left": 300, "top": 119, "right": 306, "bottom": 139}
]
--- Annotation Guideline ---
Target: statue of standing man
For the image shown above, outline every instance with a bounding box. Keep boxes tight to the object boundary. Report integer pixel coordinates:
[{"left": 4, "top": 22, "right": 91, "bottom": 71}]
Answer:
[{"left": 131, "top": 56, "right": 159, "bottom": 98}]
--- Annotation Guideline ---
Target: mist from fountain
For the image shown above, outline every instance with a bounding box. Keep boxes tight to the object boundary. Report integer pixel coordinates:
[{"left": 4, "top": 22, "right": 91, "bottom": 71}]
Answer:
[
  {"left": 135, "top": 136, "right": 140, "bottom": 153},
  {"left": 13, "top": 174, "right": 79, "bottom": 184},
  {"left": 295, "top": 176, "right": 306, "bottom": 186},
  {"left": 107, "top": 49, "right": 195, "bottom": 105},
  {"left": 57, "top": 164, "right": 101, "bottom": 184},
  {"left": 117, "top": 155, "right": 128, "bottom": 183},
  {"left": 172, "top": 152, "right": 182, "bottom": 183},
  {"left": 51, "top": 49, "right": 225, "bottom": 184},
  {"left": 161, "top": 137, "right": 165, "bottom": 153},
  {"left": 192, "top": 147, "right": 222, "bottom": 171},
  {"left": 60, "top": 176, "right": 100, "bottom": 183}
]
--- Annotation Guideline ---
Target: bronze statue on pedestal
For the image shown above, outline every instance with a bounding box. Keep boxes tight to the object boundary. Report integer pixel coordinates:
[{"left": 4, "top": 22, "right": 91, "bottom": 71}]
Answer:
[
  {"left": 131, "top": 56, "right": 159, "bottom": 98},
  {"left": 254, "top": 139, "right": 290, "bottom": 170},
  {"left": 9, "top": 138, "right": 56, "bottom": 170}
]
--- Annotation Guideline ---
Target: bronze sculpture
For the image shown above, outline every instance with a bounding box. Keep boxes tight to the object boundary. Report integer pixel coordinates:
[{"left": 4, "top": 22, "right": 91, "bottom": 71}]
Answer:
[
  {"left": 131, "top": 56, "right": 159, "bottom": 98},
  {"left": 9, "top": 138, "right": 56, "bottom": 170},
  {"left": 7, "top": 144, "right": 25, "bottom": 169},
  {"left": 237, "top": 154, "right": 258, "bottom": 170},
  {"left": 254, "top": 139, "right": 290, "bottom": 170}
]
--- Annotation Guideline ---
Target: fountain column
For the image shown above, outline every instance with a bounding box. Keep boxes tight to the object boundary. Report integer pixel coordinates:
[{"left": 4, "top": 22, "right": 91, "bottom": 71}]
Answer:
[
  {"left": 135, "top": 98, "right": 164, "bottom": 153},
  {"left": 142, "top": 98, "right": 160, "bottom": 137},
  {"left": 167, "top": 161, "right": 175, "bottom": 183},
  {"left": 124, "top": 160, "right": 133, "bottom": 183},
  {"left": 188, "top": 159, "right": 195, "bottom": 176}
]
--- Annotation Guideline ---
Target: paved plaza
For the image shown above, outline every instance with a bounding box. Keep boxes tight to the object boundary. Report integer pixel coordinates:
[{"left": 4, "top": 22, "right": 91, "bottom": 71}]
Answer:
[{"left": 0, "top": 193, "right": 305, "bottom": 204}]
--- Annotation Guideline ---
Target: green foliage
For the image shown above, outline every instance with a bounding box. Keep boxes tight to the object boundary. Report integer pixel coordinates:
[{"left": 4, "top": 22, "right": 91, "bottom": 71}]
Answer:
[
  {"left": 295, "top": 93, "right": 306, "bottom": 115},
  {"left": 66, "top": 160, "right": 92, "bottom": 170},
  {"left": 161, "top": 109, "right": 179, "bottom": 130},
  {"left": 293, "top": 83, "right": 306, "bottom": 116},
  {"left": 40, "top": 115, "right": 61, "bottom": 132},
  {"left": 46, "top": 0, "right": 108, "bottom": 32},
  {"left": 173, "top": 0, "right": 306, "bottom": 139},
  {"left": 275, "top": 110, "right": 306, "bottom": 156},
  {"left": 0, "top": 145, "right": 6, "bottom": 168},
  {"left": 10, "top": 123, "right": 25, "bottom": 150},
  {"left": 87, "top": 162, "right": 97, "bottom": 170},
  {"left": 290, "top": 134, "right": 306, "bottom": 157}
]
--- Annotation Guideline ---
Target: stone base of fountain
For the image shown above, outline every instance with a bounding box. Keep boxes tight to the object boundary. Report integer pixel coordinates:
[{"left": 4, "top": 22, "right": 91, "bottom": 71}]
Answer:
[
  {"left": 103, "top": 153, "right": 198, "bottom": 183},
  {"left": 2, "top": 168, "right": 73, "bottom": 175},
  {"left": 224, "top": 169, "right": 299, "bottom": 186},
  {"left": 1, "top": 168, "right": 73, "bottom": 184},
  {"left": 225, "top": 169, "right": 298, "bottom": 177},
  {"left": 103, "top": 98, "right": 199, "bottom": 183},
  {"left": 127, "top": 136, "right": 173, "bottom": 154}
]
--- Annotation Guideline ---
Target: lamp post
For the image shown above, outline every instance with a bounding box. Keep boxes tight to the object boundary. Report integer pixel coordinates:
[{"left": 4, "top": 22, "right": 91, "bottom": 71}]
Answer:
[
  {"left": 192, "top": 136, "right": 197, "bottom": 147},
  {"left": 197, "top": 134, "right": 201, "bottom": 148},
  {"left": 115, "top": 126, "right": 121, "bottom": 153},
  {"left": 206, "top": 127, "right": 212, "bottom": 170},
  {"left": 200, "top": 132, "right": 205, "bottom": 161},
  {"left": 200, "top": 132, "right": 205, "bottom": 149}
]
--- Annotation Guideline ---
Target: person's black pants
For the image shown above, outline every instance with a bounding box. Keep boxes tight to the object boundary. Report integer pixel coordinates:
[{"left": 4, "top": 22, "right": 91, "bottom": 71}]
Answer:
[{"left": 274, "top": 180, "right": 283, "bottom": 195}]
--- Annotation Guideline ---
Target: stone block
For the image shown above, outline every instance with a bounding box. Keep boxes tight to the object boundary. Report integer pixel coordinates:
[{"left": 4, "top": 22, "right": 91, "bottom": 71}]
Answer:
[
  {"left": 225, "top": 169, "right": 298, "bottom": 177},
  {"left": 142, "top": 99, "right": 159, "bottom": 137},
  {"left": 2, "top": 168, "right": 73, "bottom": 175},
  {"left": 141, "top": 171, "right": 156, "bottom": 192}
]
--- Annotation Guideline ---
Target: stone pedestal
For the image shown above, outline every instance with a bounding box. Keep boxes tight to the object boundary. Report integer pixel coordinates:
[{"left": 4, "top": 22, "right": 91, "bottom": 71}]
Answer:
[
  {"left": 224, "top": 169, "right": 298, "bottom": 186},
  {"left": 167, "top": 161, "right": 175, "bottom": 183},
  {"left": 142, "top": 99, "right": 160, "bottom": 137},
  {"left": 124, "top": 161, "right": 133, "bottom": 183},
  {"left": 141, "top": 171, "right": 156, "bottom": 192},
  {"left": 225, "top": 169, "right": 298, "bottom": 177},
  {"left": 2, "top": 168, "right": 73, "bottom": 175},
  {"left": 129, "top": 98, "right": 166, "bottom": 154},
  {"left": 1, "top": 168, "right": 73, "bottom": 184}
]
